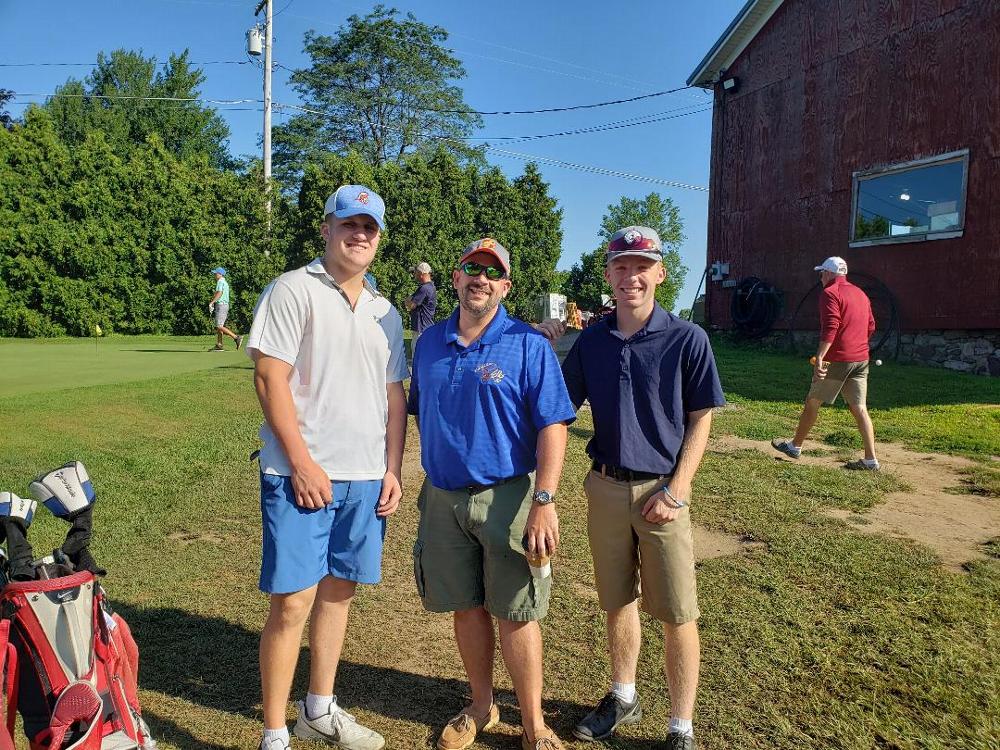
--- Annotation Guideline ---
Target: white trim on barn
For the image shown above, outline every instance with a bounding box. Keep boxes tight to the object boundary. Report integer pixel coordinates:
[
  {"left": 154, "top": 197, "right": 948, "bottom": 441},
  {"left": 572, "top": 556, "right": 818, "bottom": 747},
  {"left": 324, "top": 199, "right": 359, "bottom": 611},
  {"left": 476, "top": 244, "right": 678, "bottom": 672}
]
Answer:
[{"left": 686, "top": 0, "right": 786, "bottom": 88}]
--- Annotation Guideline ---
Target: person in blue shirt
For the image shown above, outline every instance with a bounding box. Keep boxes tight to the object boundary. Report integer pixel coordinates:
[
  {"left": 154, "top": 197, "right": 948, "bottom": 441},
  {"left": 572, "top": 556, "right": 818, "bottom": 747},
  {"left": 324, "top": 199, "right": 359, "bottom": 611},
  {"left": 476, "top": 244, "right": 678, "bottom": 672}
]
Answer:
[
  {"left": 407, "top": 238, "right": 576, "bottom": 750},
  {"left": 404, "top": 261, "right": 437, "bottom": 343},
  {"left": 551, "top": 226, "right": 725, "bottom": 750}
]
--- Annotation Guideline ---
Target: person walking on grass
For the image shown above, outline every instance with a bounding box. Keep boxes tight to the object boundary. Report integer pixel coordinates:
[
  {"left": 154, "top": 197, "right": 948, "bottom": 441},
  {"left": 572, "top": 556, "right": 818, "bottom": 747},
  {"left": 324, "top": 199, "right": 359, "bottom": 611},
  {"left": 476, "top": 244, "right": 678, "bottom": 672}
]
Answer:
[
  {"left": 208, "top": 267, "right": 243, "bottom": 350},
  {"left": 405, "top": 261, "right": 437, "bottom": 344},
  {"left": 246, "top": 185, "right": 408, "bottom": 750},
  {"left": 772, "top": 256, "right": 879, "bottom": 470},
  {"left": 407, "top": 238, "right": 577, "bottom": 750},
  {"left": 540, "top": 226, "right": 725, "bottom": 750}
]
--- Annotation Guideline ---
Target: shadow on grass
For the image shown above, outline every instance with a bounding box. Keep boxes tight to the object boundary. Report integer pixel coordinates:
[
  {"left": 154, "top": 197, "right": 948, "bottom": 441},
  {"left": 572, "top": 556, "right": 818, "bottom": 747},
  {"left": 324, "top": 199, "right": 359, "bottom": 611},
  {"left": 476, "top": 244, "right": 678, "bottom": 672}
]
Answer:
[
  {"left": 116, "top": 604, "right": 591, "bottom": 739},
  {"left": 143, "top": 712, "right": 237, "bottom": 750}
]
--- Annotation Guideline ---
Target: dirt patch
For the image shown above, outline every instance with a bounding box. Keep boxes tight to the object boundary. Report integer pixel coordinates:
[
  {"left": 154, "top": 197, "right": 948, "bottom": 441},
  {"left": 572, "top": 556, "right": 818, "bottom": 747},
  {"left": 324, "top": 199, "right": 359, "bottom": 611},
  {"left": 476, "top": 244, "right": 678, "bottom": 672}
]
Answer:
[
  {"left": 167, "top": 531, "right": 224, "bottom": 545},
  {"left": 693, "top": 525, "right": 766, "bottom": 561},
  {"left": 716, "top": 435, "right": 1000, "bottom": 572}
]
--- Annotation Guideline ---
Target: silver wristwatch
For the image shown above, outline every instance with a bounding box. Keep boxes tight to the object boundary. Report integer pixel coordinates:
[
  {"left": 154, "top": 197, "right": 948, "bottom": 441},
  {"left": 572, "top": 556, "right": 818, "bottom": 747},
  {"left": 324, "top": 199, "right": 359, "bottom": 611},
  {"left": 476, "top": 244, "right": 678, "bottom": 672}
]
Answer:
[{"left": 532, "top": 490, "right": 555, "bottom": 505}]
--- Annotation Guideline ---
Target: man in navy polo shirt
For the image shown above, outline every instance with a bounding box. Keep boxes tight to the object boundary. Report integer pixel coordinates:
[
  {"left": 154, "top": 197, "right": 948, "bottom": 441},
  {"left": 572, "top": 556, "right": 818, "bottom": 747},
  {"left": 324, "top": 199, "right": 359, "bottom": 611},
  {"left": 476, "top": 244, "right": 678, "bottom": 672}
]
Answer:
[
  {"left": 559, "top": 226, "right": 725, "bottom": 750},
  {"left": 408, "top": 238, "right": 576, "bottom": 750}
]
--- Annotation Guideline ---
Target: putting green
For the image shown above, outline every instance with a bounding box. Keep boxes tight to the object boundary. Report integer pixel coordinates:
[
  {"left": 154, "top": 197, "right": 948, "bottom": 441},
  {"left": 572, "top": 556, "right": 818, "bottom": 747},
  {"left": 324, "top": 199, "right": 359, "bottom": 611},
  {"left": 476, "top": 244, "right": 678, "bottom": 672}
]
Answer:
[{"left": 0, "top": 336, "right": 252, "bottom": 397}]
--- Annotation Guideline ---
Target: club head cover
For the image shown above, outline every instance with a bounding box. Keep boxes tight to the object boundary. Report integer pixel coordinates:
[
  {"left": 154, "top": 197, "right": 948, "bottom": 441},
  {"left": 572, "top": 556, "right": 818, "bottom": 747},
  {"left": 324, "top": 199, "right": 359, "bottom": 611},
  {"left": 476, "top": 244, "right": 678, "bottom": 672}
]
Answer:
[
  {"left": 29, "top": 461, "right": 95, "bottom": 520},
  {"left": 0, "top": 491, "right": 37, "bottom": 534},
  {"left": 67, "top": 547, "right": 106, "bottom": 577}
]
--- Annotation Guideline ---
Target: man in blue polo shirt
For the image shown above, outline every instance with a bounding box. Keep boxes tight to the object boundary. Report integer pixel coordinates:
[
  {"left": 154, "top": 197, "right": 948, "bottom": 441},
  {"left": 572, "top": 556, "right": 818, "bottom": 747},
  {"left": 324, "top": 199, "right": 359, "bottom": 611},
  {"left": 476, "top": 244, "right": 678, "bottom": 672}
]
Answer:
[
  {"left": 559, "top": 226, "right": 725, "bottom": 750},
  {"left": 408, "top": 238, "right": 576, "bottom": 750}
]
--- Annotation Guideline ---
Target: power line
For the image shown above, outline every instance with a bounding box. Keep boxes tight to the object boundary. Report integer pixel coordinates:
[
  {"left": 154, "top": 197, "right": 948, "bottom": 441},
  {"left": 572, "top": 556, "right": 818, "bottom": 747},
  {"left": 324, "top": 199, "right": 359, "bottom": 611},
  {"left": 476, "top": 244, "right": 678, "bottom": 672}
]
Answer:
[
  {"left": 483, "top": 146, "right": 709, "bottom": 192},
  {"left": 10, "top": 92, "right": 260, "bottom": 105},
  {"left": 0, "top": 60, "right": 252, "bottom": 68}
]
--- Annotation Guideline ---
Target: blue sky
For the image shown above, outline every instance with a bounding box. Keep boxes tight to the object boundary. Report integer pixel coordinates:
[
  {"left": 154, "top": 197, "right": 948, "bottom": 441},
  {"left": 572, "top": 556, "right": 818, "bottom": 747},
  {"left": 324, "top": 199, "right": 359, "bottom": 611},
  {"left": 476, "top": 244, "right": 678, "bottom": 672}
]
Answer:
[{"left": 1, "top": 0, "right": 745, "bottom": 312}]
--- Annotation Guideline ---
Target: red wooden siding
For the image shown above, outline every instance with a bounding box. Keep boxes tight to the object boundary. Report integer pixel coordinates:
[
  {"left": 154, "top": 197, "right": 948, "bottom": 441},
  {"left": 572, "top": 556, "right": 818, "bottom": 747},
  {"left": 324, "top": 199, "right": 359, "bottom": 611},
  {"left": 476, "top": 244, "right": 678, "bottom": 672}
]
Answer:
[{"left": 705, "top": 0, "right": 1000, "bottom": 331}]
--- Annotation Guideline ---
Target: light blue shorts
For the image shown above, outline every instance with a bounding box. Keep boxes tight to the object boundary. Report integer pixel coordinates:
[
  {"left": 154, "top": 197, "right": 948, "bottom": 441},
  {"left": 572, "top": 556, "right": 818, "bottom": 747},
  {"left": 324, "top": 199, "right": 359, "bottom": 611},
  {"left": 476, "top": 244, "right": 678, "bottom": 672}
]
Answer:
[{"left": 259, "top": 473, "right": 385, "bottom": 594}]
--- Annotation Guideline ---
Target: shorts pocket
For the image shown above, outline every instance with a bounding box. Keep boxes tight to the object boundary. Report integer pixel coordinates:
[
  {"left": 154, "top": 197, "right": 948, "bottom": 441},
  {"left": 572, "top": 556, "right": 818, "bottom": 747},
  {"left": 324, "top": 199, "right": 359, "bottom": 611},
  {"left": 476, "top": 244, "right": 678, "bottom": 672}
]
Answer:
[{"left": 412, "top": 540, "right": 426, "bottom": 598}]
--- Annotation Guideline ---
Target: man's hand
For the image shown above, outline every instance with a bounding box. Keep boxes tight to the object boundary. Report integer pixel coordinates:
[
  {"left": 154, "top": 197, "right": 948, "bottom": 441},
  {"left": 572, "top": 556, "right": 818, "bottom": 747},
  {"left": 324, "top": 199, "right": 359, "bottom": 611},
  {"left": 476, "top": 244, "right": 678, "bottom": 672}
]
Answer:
[
  {"left": 208, "top": 303, "right": 215, "bottom": 313},
  {"left": 814, "top": 358, "right": 829, "bottom": 380},
  {"left": 524, "top": 503, "right": 559, "bottom": 556},
  {"left": 533, "top": 319, "right": 566, "bottom": 342},
  {"left": 290, "top": 458, "right": 332, "bottom": 509},
  {"left": 377, "top": 470, "right": 402, "bottom": 517},
  {"left": 641, "top": 481, "right": 690, "bottom": 525}
]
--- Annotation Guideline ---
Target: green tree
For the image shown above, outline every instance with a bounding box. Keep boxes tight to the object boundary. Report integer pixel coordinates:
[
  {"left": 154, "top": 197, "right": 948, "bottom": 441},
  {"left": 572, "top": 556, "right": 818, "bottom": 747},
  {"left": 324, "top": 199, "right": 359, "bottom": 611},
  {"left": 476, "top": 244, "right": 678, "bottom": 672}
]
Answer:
[
  {"left": 273, "top": 5, "right": 483, "bottom": 181},
  {"left": 43, "top": 50, "right": 231, "bottom": 168},
  {"left": 854, "top": 213, "right": 890, "bottom": 240},
  {"left": 0, "top": 89, "right": 14, "bottom": 130},
  {"left": 0, "top": 108, "right": 282, "bottom": 337},
  {"left": 564, "top": 193, "right": 687, "bottom": 312}
]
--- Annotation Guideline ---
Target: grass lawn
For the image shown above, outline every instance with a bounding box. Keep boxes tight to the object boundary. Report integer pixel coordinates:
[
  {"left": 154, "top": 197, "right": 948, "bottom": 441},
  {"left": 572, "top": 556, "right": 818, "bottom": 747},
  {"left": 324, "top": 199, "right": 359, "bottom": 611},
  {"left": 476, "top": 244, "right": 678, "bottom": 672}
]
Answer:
[{"left": 0, "top": 336, "right": 996, "bottom": 750}]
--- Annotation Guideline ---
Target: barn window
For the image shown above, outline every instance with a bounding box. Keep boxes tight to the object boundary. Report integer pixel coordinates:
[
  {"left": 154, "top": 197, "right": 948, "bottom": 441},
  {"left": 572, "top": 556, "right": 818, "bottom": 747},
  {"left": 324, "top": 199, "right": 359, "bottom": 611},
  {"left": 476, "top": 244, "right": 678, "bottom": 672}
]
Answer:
[{"left": 849, "top": 149, "right": 969, "bottom": 247}]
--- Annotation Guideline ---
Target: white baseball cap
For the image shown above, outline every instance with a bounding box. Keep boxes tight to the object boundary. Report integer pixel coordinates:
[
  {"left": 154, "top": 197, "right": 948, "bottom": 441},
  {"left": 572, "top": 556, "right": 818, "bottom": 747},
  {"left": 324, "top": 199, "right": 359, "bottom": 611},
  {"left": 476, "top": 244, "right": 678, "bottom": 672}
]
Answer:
[
  {"left": 814, "top": 256, "right": 848, "bottom": 275},
  {"left": 409, "top": 262, "right": 432, "bottom": 274}
]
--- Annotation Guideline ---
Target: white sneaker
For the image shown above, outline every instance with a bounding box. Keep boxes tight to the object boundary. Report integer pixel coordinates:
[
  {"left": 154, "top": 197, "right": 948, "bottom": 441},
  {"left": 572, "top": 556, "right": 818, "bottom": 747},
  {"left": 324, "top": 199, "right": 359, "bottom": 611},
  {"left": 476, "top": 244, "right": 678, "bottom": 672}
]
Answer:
[
  {"left": 294, "top": 699, "right": 385, "bottom": 750},
  {"left": 260, "top": 738, "right": 290, "bottom": 750}
]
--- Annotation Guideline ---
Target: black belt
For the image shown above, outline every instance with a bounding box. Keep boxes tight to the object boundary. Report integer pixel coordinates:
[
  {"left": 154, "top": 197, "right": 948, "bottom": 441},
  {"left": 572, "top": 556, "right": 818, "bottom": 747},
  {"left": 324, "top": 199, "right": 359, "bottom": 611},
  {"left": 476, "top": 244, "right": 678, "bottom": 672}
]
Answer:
[
  {"left": 592, "top": 460, "right": 665, "bottom": 482},
  {"left": 466, "top": 475, "right": 526, "bottom": 494}
]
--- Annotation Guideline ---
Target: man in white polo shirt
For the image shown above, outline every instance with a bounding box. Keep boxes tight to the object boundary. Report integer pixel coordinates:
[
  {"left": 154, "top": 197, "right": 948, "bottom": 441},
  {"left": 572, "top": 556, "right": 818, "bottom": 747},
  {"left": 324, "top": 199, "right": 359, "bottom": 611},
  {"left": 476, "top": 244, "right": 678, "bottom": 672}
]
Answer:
[{"left": 246, "top": 185, "right": 408, "bottom": 750}]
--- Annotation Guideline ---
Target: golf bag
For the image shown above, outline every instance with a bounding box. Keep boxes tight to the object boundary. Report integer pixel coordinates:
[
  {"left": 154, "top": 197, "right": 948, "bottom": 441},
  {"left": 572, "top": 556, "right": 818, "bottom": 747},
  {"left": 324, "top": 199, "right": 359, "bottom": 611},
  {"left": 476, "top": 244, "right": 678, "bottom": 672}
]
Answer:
[{"left": 0, "top": 462, "right": 154, "bottom": 750}]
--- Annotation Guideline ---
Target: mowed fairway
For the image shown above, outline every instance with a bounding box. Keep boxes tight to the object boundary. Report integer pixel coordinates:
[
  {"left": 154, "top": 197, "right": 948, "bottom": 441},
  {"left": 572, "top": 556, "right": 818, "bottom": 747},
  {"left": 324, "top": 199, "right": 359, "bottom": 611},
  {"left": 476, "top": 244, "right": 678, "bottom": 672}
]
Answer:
[{"left": 0, "top": 336, "right": 997, "bottom": 750}]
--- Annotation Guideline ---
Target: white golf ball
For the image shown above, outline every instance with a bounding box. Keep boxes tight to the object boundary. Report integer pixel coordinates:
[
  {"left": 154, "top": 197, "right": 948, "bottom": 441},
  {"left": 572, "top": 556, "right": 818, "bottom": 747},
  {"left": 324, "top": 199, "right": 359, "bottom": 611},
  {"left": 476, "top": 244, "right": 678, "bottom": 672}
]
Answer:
[{"left": 875, "top": 359, "right": 883, "bottom": 366}]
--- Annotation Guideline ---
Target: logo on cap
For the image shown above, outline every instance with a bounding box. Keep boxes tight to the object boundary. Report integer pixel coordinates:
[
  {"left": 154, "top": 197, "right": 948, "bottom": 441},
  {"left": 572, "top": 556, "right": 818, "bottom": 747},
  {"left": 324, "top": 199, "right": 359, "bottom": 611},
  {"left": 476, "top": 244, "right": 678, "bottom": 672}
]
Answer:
[
  {"left": 480, "top": 238, "right": 496, "bottom": 250},
  {"left": 623, "top": 229, "right": 643, "bottom": 245},
  {"left": 357, "top": 192, "right": 369, "bottom": 204}
]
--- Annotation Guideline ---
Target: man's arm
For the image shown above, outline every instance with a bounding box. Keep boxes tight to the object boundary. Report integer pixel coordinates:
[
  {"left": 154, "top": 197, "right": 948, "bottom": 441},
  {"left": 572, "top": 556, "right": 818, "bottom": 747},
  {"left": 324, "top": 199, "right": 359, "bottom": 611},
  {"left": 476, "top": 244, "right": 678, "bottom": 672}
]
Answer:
[
  {"left": 642, "top": 407, "right": 713, "bottom": 524},
  {"left": 524, "top": 421, "right": 568, "bottom": 556},
  {"left": 253, "top": 352, "right": 331, "bottom": 509},
  {"left": 404, "top": 299, "right": 416, "bottom": 311},
  {"left": 377, "top": 381, "right": 407, "bottom": 517},
  {"left": 210, "top": 290, "right": 222, "bottom": 307}
]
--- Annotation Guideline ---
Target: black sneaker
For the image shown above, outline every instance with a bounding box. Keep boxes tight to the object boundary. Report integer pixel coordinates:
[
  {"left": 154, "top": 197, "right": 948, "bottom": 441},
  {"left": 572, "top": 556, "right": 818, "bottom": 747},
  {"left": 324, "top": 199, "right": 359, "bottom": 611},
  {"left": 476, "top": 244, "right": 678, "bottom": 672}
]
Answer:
[
  {"left": 572, "top": 692, "right": 642, "bottom": 742},
  {"left": 665, "top": 732, "right": 698, "bottom": 750},
  {"left": 665, "top": 733, "right": 696, "bottom": 750}
]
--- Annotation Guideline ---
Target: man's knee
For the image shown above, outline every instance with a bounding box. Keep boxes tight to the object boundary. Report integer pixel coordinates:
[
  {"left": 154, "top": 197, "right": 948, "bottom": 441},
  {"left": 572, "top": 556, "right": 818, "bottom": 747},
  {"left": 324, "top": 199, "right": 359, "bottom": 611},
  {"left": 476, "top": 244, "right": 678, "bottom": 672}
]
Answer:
[
  {"left": 848, "top": 402, "right": 868, "bottom": 416},
  {"left": 267, "top": 590, "right": 315, "bottom": 629},
  {"left": 804, "top": 397, "right": 823, "bottom": 411}
]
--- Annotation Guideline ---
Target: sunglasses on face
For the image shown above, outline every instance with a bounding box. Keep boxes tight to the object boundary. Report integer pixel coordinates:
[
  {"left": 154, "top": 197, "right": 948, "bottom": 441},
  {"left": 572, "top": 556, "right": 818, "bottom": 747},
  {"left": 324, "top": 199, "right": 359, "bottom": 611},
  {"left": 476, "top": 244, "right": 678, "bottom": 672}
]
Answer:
[{"left": 460, "top": 261, "right": 507, "bottom": 281}]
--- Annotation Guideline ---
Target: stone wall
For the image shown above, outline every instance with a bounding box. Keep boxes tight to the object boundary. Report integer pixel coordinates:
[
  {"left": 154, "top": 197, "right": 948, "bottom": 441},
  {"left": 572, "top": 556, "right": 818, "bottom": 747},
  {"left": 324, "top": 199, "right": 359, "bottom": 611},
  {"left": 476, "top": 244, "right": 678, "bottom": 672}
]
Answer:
[{"left": 758, "top": 329, "right": 1000, "bottom": 376}]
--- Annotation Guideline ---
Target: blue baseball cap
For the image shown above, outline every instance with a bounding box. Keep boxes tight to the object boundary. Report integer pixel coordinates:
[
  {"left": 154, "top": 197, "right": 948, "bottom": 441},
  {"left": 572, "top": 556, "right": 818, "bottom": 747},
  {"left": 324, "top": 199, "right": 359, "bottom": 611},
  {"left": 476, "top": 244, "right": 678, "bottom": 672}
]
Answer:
[
  {"left": 211, "top": 267, "right": 227, "bottom": 276},
  {"left": 324, "top": 184, "right": 386, "bottom": 230}
]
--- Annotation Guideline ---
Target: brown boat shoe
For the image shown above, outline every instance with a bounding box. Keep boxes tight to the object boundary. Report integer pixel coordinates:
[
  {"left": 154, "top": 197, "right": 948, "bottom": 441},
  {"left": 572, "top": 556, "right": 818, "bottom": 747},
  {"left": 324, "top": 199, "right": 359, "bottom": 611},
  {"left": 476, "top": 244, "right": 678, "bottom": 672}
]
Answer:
[
  {"left": 437, "top": 703, "right": 499, "bottom": 750},
  {"left": 521, "top": 727, "right": 564, "bottom": 750}
]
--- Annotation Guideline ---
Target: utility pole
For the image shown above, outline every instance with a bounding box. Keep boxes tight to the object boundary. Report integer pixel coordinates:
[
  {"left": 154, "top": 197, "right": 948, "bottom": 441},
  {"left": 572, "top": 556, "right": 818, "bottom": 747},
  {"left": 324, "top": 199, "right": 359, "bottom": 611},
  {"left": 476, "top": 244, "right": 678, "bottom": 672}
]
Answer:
[{"left": 254, "top": 0, "right": 273, "bottom": 229}]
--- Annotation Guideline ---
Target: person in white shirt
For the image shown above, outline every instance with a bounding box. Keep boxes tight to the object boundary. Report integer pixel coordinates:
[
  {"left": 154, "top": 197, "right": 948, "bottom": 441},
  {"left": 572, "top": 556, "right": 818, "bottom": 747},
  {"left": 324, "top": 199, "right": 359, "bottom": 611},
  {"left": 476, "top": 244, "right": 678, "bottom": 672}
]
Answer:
[{"left": 246, "top": 185, "right": 408, "bottom": 750}]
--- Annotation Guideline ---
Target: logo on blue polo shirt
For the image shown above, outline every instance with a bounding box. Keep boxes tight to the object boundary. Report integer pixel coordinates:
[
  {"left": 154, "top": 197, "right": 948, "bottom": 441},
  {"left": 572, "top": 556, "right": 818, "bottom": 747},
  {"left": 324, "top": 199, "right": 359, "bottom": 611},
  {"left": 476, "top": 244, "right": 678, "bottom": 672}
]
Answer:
[{"left": 475, "top": 362, "right": 505, "bottom": 384}]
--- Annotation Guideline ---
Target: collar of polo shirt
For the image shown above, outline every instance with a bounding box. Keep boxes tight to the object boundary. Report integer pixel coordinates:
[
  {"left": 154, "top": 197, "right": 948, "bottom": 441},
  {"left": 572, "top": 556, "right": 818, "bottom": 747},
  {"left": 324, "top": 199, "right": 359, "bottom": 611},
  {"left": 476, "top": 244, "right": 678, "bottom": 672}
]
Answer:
[
  {"left": 606, "top": 304, "right": 672, "bottom": 337},
  {"left": 444, "top": 304, "right": 510, "bottom": 348}
]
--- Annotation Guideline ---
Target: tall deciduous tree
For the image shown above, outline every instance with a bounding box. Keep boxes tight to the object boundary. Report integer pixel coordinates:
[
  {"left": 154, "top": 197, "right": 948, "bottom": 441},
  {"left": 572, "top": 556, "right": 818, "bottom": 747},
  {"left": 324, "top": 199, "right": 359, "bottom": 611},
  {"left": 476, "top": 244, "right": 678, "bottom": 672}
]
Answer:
[
  {"left": 565, "top": 193, "right": 688, "bottom": 312},
  {"left": 274, "top": 5, "right": 483, "bottom": 181},
  {"left": 43, "top": 50, "right": 231, "bottom": 167},
  {"left": 0, "top": 89, "right": 14, "bottom": 130}
]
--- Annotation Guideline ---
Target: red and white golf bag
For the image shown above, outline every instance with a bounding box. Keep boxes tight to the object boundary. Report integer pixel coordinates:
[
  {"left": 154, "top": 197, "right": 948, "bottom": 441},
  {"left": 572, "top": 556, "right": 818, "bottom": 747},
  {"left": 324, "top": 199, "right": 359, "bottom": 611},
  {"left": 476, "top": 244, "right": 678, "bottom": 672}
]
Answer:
[{"left": 0, "top": 462, "right": 155, "bottom": 750}]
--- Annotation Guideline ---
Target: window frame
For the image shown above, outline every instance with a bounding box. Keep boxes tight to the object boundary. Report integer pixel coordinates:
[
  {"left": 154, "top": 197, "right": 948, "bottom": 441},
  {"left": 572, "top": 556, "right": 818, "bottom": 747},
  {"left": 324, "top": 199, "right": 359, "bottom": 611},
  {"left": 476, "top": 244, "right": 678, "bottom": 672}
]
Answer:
[{"left": 848, "top": 149, "right": 969, "bottom": 248}]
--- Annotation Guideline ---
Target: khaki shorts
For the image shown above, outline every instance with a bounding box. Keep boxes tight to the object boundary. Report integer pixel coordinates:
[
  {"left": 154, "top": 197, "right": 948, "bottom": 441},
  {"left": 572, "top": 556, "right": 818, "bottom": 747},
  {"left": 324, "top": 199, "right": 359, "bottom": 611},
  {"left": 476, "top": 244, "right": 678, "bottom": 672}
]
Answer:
[
  {"left": 413, "top": 474, "right": 549, "bottom": 621},
  {"left": 807, "top": 360, "right": 869, "bottom": 406},
  {"left": 584, "top": 470, "right": 699, "bottom": 624}
]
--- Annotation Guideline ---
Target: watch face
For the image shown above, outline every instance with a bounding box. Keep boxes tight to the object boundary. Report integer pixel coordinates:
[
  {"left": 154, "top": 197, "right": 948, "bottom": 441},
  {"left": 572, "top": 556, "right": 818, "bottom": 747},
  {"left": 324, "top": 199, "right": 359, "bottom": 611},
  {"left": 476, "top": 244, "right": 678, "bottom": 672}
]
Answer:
[{"left": 533, "top": 490, "right": 553, "bottom": 504}]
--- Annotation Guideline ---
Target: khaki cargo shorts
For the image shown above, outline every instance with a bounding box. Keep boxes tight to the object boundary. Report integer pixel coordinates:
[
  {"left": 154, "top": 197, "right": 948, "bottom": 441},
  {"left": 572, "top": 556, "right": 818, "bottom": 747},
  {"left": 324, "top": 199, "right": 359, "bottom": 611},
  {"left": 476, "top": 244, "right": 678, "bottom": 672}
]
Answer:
[
  {"left": 413, "top": 474, "right": 550, "bottom": 622},
  {"left": 807, "top": 360, "right": 869, "bottom": 406},
  {"left": 584, "top": 470, "right": 699, "bottom": 624}
]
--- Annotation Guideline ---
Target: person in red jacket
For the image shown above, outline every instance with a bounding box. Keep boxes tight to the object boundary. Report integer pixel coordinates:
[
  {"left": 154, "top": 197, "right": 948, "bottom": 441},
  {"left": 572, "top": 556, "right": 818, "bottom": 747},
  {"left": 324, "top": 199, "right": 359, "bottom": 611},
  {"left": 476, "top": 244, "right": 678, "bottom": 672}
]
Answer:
[{"left": 772, "top": 256, "right": 879, "bottom": 470}]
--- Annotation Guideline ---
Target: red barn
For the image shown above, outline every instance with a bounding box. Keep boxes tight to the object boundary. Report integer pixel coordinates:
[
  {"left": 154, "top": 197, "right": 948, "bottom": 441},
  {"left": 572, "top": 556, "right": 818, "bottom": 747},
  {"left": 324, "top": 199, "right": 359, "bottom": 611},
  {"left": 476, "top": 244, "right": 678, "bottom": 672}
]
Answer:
[{"left": 688, "top": 0, "right": 1000, "bottom": 375}]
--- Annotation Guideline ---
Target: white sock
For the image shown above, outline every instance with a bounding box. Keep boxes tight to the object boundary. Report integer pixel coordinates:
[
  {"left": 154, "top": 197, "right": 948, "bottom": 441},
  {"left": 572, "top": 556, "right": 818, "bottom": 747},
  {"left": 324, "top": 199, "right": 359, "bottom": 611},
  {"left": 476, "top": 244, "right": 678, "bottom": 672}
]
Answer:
[
  {"left": 668, "top": 717, "right": 693, "bottom": 737},
  {"left": 263, "top": 726, "right": 289, "bottom": 747},
  {"left": 611, "top": 681, "right": 636, "bottom": 704},
  {"left": 863, "top": 458, "right": 879, "bottom": 466},
  {"left": 787, "top": 441, "right": 802, "bottom": 455},
  {"left": 306, "top": 693, "right": 334, "bottom": 719}
]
